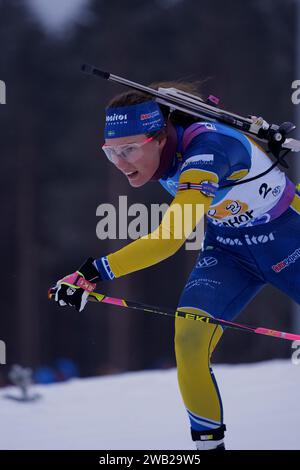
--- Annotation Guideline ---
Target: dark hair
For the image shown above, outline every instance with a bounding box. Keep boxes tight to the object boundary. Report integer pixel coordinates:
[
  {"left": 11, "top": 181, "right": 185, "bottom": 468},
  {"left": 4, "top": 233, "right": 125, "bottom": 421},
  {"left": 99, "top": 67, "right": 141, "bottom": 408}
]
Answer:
[{"left": 106, "top": 81, "right": 204, "bottom": 140}]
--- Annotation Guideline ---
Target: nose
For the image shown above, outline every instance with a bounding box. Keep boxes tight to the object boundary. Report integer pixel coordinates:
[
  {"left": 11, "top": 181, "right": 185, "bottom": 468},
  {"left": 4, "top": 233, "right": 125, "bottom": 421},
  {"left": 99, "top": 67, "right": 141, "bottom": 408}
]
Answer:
[
  {"left": 110, "top": 152, "right": 123, "bottom": 166},
  {"left": 111, "top": 154, "right": 131, "bottom": 172}
]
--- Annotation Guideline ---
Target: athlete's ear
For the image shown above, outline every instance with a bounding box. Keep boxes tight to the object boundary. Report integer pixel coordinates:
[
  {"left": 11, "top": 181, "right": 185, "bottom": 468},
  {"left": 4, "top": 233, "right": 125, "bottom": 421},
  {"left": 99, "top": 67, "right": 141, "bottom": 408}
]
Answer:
[{"left": 157, "top": 135, "right": 167, "bottom": 151}]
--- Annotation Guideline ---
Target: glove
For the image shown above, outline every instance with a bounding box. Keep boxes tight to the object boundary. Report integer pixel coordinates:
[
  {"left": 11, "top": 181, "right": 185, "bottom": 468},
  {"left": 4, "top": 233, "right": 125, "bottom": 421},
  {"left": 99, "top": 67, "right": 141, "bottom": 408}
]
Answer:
[{"left": 50, "top": 257, "right": 102, "bottom": 312}]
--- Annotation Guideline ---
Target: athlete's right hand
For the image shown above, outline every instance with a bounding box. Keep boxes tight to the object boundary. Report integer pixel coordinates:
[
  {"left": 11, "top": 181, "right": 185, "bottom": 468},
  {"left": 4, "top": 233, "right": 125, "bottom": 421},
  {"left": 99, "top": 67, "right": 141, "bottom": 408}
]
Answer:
[{"left": 49, "top": 257, "right": 102, "bottom": 312}]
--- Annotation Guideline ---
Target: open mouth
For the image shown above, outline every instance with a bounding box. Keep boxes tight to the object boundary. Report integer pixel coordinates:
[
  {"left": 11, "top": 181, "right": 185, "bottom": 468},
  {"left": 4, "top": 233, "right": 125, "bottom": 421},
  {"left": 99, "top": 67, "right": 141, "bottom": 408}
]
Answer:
[{"left": 126, "top": 171, "right": 139, "bottom": 179}]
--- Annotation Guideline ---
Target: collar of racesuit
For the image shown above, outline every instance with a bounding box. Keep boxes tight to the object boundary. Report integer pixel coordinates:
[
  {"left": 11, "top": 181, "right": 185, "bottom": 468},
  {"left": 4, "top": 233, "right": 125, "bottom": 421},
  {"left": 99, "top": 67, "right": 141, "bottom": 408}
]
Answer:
[{"left": 150, "top": 121, "right": 178, "bottom": 181}]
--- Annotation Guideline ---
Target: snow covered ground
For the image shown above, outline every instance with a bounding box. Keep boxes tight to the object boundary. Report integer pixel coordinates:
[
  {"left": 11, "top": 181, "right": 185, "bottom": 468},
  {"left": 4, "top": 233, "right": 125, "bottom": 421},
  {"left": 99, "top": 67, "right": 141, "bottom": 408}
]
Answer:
[{"left": 1, "top": 360, "right": 299, "bottom": 450}]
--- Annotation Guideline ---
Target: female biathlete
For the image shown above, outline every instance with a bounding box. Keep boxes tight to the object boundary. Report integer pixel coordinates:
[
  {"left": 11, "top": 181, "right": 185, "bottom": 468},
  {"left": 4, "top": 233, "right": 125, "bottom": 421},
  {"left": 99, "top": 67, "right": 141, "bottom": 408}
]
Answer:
[{"left": 51, "top": 83, "right": 300, "bottom": 450}]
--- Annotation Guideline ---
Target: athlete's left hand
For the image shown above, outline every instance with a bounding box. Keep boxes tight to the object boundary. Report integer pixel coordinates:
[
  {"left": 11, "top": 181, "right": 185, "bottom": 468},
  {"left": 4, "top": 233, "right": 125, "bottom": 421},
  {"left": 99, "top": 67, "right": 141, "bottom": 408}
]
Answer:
[{"left": 49, "top": 257, "right": 102, "bottom": 312}]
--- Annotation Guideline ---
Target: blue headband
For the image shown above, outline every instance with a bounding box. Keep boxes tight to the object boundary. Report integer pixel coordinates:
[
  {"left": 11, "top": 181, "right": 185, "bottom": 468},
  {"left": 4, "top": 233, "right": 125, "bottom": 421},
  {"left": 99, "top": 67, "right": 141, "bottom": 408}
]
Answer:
[{"left": 104, "top": 100, "right": 165, "bottom": 138}]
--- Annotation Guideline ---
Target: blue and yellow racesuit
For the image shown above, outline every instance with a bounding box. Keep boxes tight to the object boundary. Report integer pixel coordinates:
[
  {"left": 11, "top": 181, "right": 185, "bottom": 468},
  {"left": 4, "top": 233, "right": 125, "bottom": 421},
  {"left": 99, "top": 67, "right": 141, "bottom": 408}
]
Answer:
[{"left": 95, "top": 120, "right": 300, "bottom": 440}]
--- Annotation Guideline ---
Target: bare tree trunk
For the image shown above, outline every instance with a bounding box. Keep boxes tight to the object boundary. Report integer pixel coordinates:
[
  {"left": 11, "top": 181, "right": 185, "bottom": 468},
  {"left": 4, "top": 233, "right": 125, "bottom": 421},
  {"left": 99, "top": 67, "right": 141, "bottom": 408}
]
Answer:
[{"left": 16, "top": 111, "right": 39, "bottom": 367}]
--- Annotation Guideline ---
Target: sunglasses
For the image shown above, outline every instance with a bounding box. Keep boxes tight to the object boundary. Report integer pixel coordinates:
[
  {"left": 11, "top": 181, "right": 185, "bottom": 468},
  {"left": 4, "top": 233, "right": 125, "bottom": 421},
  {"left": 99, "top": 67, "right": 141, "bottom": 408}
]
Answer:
[{"left": 102, "top": 130, "right": 162, "bottom": 162}]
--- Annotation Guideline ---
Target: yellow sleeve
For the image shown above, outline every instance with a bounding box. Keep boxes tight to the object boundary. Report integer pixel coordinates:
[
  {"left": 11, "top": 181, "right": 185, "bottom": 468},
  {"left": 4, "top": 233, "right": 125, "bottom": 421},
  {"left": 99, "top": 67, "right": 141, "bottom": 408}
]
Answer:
[{"left": 107, "top": 169, "right": 217, "bottom": 278}]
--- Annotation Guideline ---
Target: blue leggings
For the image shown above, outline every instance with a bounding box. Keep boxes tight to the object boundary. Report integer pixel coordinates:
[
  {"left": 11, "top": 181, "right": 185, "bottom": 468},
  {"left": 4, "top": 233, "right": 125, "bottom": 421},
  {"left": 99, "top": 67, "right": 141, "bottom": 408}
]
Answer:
[{"left": 175, "top": 199, "right": 300, "bottom": 433}]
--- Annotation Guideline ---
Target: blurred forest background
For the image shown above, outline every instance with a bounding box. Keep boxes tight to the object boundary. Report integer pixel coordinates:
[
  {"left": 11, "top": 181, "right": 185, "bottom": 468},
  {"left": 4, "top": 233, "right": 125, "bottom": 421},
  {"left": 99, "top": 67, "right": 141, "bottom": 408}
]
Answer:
[{"left": 1, "top": 0, "right": 299, "bottom": 384}]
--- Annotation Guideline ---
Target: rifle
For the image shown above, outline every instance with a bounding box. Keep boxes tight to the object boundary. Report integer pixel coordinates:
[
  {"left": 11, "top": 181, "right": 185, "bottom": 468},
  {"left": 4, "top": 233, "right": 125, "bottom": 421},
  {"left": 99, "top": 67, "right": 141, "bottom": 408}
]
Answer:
[{"left": 81, "top": 63, "right": 300, "bottom": 174}]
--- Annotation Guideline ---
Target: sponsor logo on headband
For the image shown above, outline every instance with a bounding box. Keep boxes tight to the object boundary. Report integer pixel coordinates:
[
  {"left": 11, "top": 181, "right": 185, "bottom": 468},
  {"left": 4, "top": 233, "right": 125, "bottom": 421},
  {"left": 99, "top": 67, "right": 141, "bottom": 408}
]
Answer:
[
  {"left": 140, "top": 110, "right": 161, "bottom": 120},
  {"left": 106, "top": 113, "right": 128, "bottom": 122}
]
